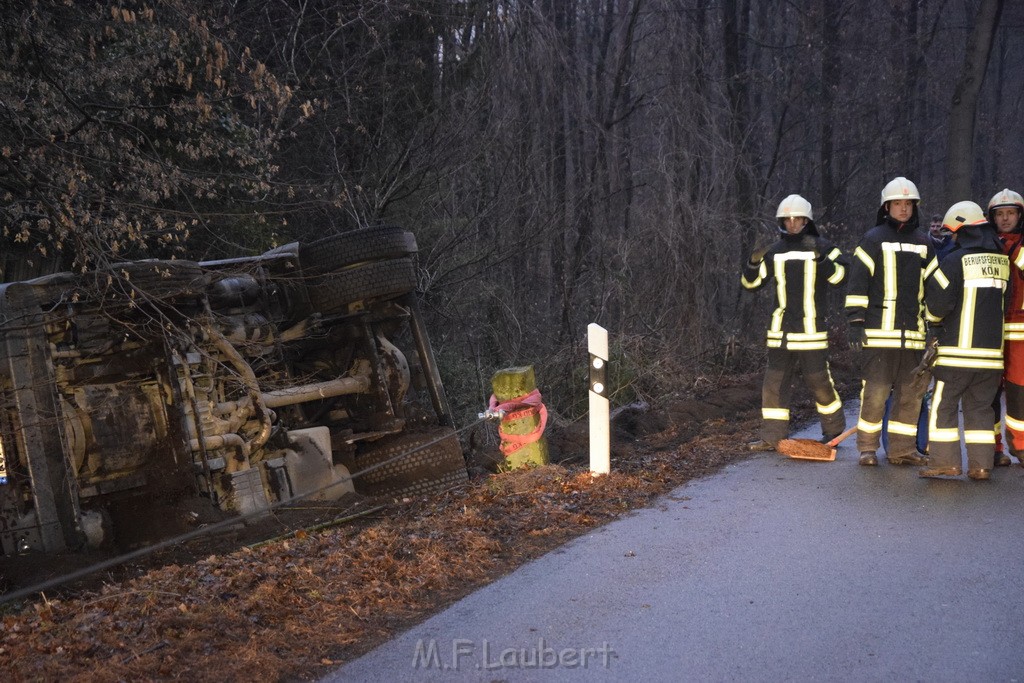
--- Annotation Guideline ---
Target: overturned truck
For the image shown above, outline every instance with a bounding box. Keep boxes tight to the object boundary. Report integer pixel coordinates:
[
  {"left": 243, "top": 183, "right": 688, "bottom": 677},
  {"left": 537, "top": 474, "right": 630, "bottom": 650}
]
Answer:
[{"left": 0, "top": 227, "right": 467, "bottom": 556}]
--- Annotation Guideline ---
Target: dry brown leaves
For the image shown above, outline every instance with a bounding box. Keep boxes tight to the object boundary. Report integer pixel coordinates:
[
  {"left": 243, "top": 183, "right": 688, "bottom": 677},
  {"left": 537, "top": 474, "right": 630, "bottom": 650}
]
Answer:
[{"left": 1, "top": 409, "right": 764, "bottom": 682}]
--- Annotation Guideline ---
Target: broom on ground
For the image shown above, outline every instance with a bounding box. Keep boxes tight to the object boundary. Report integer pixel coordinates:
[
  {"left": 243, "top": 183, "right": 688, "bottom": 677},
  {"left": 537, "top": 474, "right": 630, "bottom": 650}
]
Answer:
[{"left": 776, "top": 425, "right": 858, "bottom": 462}]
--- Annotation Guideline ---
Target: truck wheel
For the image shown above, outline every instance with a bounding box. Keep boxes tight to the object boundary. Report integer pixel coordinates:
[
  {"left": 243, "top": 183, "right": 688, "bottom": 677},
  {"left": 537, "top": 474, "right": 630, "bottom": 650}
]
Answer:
[
  {"left": 300, "top": 226, "right": 417, "bottom": 275},
  {"left": 306, "top": 257, "right": 416, "bottom": 314},
  {"left": 353, "top": 427, "right": 468, "bottom": 498}
]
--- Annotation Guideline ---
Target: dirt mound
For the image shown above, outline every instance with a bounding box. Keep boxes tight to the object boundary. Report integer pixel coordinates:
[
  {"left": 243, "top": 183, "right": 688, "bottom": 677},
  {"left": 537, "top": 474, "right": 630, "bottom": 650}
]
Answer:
[
  {"left": 610, "top": 376, "right": 761, "bottom": 441},
  {"left": 539, "top": 373, "right": 763, "bottom": 465}
]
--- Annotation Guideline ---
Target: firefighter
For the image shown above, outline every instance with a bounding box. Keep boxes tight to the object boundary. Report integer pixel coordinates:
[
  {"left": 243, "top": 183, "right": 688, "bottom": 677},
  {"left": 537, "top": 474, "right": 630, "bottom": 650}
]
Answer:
[
  {"left": 742, "top": 194, "right": 848, "bottom": 451},
  {"left": 989, "top": 188, "right": 1024, "bottom": 465},
  {"left": 881, "top": 214, "right": 958, "bottom": 455},
  {"left": 845, "top": 177, "right": 934, "bottom": 466},
  {"left": 928, "top": 213, "right": 958, "bottom": 260},
  {"left": 919, "top": 201, "right": 1009, "bottom": 480}
]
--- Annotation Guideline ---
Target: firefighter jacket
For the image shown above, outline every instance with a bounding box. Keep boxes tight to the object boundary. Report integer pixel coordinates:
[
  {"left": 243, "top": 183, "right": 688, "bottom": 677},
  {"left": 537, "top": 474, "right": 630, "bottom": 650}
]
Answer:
[
  {"left": 925, "top": 225, "right": 1009, "bottom": 371},
  {"left": 741, "top": 224, "right": 847, "bottom": 351},
  {"left": 997, "top": 231, "right": 1024, "bottom": 341},
  {"left": 929, "top": 232, "right": 958, "bottom": 261},
  {"left": 845, "top": 214, "right": 936, "bottom": 350}
]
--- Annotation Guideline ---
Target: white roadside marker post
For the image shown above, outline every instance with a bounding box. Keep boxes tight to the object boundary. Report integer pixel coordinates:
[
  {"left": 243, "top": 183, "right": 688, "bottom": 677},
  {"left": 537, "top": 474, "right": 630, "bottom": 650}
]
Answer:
[{"left": 588, "top": 323, "right": 610, "bottom": 475}]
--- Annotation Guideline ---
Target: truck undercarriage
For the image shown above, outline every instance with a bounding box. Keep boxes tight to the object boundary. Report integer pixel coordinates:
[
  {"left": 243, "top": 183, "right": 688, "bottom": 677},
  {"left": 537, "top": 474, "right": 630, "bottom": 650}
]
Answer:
[{"left": 0, "top": 227, "right": 466, "bottom": 556}]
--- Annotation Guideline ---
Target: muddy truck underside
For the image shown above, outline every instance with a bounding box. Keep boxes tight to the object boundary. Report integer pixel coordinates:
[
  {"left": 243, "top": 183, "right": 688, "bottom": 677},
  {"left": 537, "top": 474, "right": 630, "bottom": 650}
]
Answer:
[{"left": 0, "top": 227, "right": 466, "bottom": 556}]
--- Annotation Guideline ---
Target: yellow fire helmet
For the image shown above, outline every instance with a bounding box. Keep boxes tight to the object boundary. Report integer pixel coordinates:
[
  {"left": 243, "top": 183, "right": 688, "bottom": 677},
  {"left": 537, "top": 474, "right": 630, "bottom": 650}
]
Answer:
[{"left": 942, "top": 200, "right": 987, "bottom": 233}]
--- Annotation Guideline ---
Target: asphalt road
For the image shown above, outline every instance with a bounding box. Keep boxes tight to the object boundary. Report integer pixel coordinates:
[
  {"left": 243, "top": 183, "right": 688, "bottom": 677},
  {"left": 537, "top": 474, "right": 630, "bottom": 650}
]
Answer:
[{"left": 327, "top": 403, "right": 1024, "bottom": 682}]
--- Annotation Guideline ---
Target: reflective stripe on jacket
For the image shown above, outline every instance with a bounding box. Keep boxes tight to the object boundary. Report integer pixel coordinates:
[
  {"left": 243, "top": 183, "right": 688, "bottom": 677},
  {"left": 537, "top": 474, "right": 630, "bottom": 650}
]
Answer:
[
  {"left": 998, "top": 232, "right": 1024, "bottom": 339},
  {"left": 926, "top": 245, "right": 1009, "bottom": 371},
  {"left": 742, "top": 235, "right": 847, "bottom": 350},
  {"left": 844, "top": 222, "right": 935, "bottom": 350}
]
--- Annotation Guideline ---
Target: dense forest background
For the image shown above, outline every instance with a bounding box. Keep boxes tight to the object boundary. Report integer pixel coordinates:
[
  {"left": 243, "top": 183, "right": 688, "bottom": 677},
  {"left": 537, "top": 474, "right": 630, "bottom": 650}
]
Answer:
[{"left": 1, "top": 0, "right": 1022, "bottom": 423}]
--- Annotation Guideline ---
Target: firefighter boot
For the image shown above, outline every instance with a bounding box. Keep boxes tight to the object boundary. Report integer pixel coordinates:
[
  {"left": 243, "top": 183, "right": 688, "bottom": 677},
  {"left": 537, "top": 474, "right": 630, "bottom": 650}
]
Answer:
[
  {"left": 919, "top": 466, "right": 962, "bottom": 479},
  {"left": 888, "top": 451, "right": 928, "bottom": 466}
]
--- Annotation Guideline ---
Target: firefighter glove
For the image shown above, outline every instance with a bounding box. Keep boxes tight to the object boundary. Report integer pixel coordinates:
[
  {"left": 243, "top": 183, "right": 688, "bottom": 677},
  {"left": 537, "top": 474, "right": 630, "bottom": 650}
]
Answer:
[
  {"left": 750, "top": 241, "right": 773, "bottom": 263},
  {"left": 848, "top": 324, "right": 866, "bottom": 352}
]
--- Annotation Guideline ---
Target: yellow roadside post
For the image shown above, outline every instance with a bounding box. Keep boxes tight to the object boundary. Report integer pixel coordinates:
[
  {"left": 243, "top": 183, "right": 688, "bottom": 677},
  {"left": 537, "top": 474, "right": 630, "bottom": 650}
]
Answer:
[{"left": 491, "top": 366, "right": 549, "bottom": 470}]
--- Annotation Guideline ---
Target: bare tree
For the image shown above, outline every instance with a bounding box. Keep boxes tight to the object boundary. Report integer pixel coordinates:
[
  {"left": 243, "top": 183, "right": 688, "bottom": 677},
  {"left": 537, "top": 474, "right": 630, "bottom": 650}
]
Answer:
[
  {"left": 944, "top": 0, "right": 1003, "bottom": 203},
  {"left": 6, "top": 0, "right": 1024, "bottom": 419}
]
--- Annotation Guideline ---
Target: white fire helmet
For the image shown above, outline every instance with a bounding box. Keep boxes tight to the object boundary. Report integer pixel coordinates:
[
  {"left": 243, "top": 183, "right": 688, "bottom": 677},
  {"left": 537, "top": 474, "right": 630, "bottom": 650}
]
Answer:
[
  {"left": 987, "top": 188, "right": 1024, "bottom": 214},
  {"left": 776, "top": 194, "right": 813, "bottom": 220},
  {"left": 879, "top": 177, "right": 920, "bottom": 207},
  {"left": 942, "top": 200, "right": 987, "bottom": 233}
]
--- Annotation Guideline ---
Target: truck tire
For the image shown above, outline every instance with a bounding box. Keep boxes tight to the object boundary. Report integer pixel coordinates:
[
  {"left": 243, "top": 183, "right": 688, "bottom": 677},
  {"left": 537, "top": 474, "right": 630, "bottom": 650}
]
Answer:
[
  {"left": 306, "top": 257, "right": 417, "bottom": 314},
  {"left": 353, "top": 427, "right": 468, "bottom": 498},
  {"left": 300, "top": 226, "right": 417, "bottom": 276}
]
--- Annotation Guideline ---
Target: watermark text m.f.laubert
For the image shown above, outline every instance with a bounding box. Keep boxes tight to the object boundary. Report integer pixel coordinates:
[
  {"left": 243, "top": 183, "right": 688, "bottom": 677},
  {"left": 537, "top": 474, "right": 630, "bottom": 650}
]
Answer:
[{"left": 412, "top": 637, "right": 617, "bottom": 671}]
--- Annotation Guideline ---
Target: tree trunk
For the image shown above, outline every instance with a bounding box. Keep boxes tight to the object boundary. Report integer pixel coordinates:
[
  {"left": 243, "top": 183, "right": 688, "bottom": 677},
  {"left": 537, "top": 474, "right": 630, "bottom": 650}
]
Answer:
[
  {"left": 818, "top": 2, "right": 842, "bottom": 218},
  {"left": 723, "top": 0, "right": 762, "bottom": 336},
  {"left": 944, "top": 0, "right": 1003, "bottom": 204}
]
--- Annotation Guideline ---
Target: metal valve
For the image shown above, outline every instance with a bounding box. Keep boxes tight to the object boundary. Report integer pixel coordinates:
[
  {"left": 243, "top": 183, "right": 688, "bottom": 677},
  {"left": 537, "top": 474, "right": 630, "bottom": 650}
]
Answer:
[{"left": 478, "top": 407, "right": 506, "bottom": 421}]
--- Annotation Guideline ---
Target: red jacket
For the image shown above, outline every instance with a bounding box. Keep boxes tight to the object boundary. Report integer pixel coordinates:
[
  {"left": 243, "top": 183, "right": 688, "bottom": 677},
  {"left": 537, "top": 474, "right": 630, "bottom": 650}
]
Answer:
[{"left": 999, "top": 232, "right": 1024, "bottom": 330}]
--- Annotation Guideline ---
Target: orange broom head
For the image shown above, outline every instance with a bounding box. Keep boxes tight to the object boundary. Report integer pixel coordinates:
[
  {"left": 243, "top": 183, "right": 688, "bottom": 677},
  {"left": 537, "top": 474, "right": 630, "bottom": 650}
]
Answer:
[{"left": 776, "top": 438, "right": 836, "bottom": 461}]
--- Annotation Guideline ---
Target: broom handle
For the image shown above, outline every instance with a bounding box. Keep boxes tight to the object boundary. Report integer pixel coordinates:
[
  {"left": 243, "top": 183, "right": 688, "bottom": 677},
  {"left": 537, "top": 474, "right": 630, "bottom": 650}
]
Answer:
[{"left": 828, "top": 425, "right": 858, "bottom": 447}]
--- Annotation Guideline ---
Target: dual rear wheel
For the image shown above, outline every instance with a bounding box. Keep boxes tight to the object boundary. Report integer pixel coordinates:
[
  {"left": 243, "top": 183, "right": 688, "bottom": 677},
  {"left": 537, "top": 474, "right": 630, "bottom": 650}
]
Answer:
[{"left": 299, "top": 227, "right": 466, "bottom": 497}]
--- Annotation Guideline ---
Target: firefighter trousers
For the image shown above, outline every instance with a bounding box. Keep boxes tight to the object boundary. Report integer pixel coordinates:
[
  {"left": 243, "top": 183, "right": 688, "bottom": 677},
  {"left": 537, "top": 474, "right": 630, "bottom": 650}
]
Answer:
[
  {"left": 928, "top": 369, "right": 1002, "bottom": 471},
  {"left": 1003, "top": 382, "right": 1024, "bottom": 457},
  {"left": 760, "top": 347, "right": 845, "bottom": 445},
  {"left": 1003, "top": 339, "right": 1024, "bottom": 457},
  {"left": 856, "top": 347, "right": 930, "bottom": 458}
]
